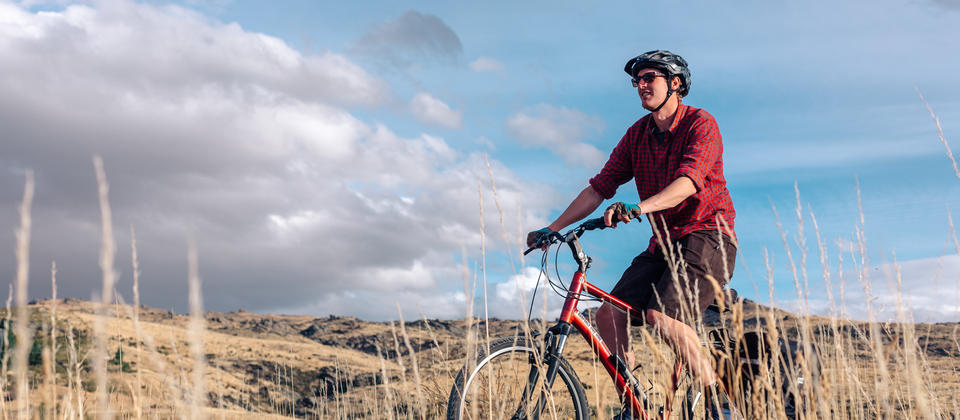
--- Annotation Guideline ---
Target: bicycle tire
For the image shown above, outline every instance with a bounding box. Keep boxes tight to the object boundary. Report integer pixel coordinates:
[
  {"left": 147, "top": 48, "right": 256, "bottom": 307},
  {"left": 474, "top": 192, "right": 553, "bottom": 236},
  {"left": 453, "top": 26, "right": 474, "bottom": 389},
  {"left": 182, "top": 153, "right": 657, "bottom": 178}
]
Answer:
[
  {"left": 692, "top": 330, "right": 821, "bottom": 420},
  {"left": 446, "top": 335, "right": 590, "bottom": 420},
  {"left": 779, "top": 340, "right": 822, "bottom": 419}
]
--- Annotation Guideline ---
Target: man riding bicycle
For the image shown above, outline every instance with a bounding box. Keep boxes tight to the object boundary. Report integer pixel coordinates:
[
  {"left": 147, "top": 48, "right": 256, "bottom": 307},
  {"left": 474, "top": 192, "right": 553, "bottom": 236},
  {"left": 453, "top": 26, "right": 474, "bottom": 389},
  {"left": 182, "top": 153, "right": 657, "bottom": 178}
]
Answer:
[{"left": 526, "top": 50, "right": 737, "bottom": 419}]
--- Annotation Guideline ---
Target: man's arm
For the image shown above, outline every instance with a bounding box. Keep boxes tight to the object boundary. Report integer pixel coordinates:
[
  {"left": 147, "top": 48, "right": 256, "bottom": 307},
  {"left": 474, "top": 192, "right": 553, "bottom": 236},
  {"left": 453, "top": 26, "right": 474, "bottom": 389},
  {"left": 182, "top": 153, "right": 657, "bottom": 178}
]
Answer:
[
  {"left": 546, "top": 185, "right": 604, "bottom": 231},
  {"left": 603, "top": 176, "right": 697, "bottom": 226},
  {"left": 638, "top": 176, "right": 697, "bottom": 214}
]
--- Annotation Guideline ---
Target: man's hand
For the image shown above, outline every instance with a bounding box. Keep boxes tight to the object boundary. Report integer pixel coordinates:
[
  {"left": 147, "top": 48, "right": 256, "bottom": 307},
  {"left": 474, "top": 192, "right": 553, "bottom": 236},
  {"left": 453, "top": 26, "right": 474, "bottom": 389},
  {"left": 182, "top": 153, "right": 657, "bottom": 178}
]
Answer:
[
  {"left": 526, "top": 227, "right": 554, "bottom": 249},
  {"left": 603, "top": 202, "right": 643, "bottom": 227}
]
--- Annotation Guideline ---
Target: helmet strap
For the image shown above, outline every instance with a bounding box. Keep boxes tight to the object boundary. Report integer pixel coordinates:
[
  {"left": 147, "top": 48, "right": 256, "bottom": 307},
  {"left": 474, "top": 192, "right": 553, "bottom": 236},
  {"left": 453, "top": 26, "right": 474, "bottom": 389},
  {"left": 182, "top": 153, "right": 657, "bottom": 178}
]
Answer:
[{"left": 651, "top": 87, "right": 674, "bottom": 113}]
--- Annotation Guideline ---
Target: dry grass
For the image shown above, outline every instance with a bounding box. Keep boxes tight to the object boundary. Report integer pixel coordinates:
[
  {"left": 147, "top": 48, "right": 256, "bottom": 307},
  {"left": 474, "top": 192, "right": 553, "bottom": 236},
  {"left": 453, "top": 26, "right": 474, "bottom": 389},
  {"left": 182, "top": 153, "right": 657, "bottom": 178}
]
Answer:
[{"left": 2, "top": 278, "right": 959, "bottom": 419}]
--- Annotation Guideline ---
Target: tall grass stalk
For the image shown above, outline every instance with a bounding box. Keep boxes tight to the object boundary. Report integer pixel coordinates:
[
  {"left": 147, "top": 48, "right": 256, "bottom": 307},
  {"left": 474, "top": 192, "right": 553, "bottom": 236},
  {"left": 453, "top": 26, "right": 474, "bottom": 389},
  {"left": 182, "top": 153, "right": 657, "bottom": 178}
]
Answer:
[
  {"left": 374, "top": 343, "right": 396, "bottom": 420},
  {"left": 855, "top": 181, "right": 893, "bottom": 417},
  {"left": 458, "top": 245, "right": 478, "bottom": 420},
  {"left": 416, "top": 307, "right": 446, "bottom": 360},
  {"left": 395, "top": 304, "right": 426, "bottom": 418},
  {"left": 12, "top": 170, "right": 34, "bottom": 420},
  {"left": 93, "top": 155, "right": 116, "bottom": 420},
  {"left": 1, "top": 285, "right": 10, "bottom": 420},
  {"left": 476, "top": 179, "right": 491, "bottom": 356},
  {"left": 810, "top": 211, "right": 842, "bottom": 419},
  {"left": 949, "top": 212, "right": 960, "bottom": 322},
  {"left": 130, "top": 227, "right": 143, "bottom": 420},
  {"left": 113, "top": 295, "right": 182, "bottom": 416},
  {"left": 891, "top": 252, "right": 935, "bottom": 418},
  {"left": 187, "top": 240, "right": 206, "bottom": 420},
  {"left": 65, "top": 319, "right": 84, "bottom": 419},
  {"left": 916, "top": 87, "right": 960, "bottom": 180},
  {"left": 482, "top": 155, "right": 536, "bottom": 355},
  {"left": 168, "top": 329, "right": 189, "bottom": 416},
  {"left": 45, "top": 261, "right": 58, "bottom": 420},
  {"left": 483, "top": 153, "right": 516, "bottom": 274},
  {"left": 386, "top": 321, "right": 409, "bottom": 417}
]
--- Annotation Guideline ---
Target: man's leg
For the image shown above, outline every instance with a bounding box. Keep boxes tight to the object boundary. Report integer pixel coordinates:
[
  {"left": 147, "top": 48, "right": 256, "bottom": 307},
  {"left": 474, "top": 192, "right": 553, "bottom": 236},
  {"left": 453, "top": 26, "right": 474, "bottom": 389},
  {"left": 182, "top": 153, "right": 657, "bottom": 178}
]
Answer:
[
  {"left": 648, "top": 230, "right": 738, "bottom": 388},
  {"left": 601, "top": 251, "right": 664, "bottom": 370},
  {"left": 596, "top": 302, "right": 633, "bottom": 368},
  {"left": 601, "top": 251, "right": 664, "bottom": 418},
  {"left": 644, "top": 308, "right": 716, "bottom": 387}
]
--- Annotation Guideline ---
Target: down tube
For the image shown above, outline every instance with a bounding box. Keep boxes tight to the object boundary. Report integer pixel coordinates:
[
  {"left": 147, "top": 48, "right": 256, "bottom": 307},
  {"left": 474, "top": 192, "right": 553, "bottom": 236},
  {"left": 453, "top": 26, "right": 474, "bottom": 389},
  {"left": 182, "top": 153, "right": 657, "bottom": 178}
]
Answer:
[{"left": 569, "top": 312, "right": 647, "bottom": 419}]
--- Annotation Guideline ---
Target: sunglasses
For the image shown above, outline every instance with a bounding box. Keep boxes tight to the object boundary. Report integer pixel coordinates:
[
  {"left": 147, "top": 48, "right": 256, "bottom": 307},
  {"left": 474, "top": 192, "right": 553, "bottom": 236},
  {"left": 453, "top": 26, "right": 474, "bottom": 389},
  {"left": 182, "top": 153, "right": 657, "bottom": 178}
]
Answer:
[{"left": 631, "top": 72, "right": 666, "bottom": 87}]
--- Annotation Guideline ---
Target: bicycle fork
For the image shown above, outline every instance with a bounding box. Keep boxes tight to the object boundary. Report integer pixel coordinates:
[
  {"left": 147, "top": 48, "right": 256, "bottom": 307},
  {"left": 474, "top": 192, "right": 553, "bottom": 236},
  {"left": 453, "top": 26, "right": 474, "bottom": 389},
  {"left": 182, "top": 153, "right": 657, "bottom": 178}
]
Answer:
[{"left": 516, "top": 323, "right": 574, "bottom": 419}]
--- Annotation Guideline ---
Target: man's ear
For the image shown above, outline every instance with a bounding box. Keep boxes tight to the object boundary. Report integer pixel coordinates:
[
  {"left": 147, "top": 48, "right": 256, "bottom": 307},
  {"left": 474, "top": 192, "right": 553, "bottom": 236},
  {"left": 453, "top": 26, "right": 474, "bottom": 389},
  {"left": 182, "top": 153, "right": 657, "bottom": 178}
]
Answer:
[{"left": 671, "top": 76, "right": 682, "bottom": 91}]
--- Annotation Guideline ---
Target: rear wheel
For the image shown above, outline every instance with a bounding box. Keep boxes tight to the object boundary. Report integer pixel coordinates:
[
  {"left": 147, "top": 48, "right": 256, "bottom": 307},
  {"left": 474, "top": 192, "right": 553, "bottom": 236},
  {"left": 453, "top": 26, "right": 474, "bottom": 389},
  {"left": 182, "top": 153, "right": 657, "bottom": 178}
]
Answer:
[
  {"left": 780, "top": 341, "right": 822, "bottom": 419},
  {"left": 446, "top": 335, "right": 590, "bottom": 420},
  {"left": 680, "top": 382, "right": 744, "bottom": 420}
]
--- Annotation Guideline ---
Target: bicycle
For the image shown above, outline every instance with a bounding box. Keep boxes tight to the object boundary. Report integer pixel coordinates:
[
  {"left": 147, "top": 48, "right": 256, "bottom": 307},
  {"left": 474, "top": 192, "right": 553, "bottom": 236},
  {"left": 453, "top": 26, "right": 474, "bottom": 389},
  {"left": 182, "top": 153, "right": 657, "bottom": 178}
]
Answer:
[{"left": 445, "top": 217, "right": 817, "bottom": 419}]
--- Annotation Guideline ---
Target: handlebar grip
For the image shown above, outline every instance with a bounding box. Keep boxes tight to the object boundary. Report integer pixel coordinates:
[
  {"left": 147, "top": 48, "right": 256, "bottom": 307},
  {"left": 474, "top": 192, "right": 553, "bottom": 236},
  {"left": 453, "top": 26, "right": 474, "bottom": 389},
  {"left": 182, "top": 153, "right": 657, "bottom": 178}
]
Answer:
[
  {"left": 524, "top": 231, "right": 561, "bottom": 255},
  {"left": 580, "top": 217, "right": 608, "bottom": 230}
]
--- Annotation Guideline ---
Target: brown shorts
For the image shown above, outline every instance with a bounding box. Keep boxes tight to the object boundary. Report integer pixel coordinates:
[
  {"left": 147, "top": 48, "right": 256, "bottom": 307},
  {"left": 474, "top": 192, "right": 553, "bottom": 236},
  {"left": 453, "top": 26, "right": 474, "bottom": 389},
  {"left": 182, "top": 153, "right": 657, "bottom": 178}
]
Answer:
[{"left": 609, "top": 230, "right": 737, "bottom": 324}]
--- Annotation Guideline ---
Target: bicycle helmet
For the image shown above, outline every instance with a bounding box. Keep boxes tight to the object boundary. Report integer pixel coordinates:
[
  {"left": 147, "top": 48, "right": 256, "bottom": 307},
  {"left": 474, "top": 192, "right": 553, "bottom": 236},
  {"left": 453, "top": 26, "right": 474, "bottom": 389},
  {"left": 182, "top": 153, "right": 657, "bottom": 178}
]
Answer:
[{"left": 624, "top": 50, "right": 691, "bottom": 111}]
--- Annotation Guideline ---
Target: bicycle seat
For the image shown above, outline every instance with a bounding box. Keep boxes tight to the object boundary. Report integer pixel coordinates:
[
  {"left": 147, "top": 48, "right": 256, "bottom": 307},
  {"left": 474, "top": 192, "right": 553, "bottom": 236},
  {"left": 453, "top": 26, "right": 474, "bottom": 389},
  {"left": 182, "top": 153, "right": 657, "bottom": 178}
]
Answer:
[{"left": 705, "top": 288, "right": 739, "bottom": 313}]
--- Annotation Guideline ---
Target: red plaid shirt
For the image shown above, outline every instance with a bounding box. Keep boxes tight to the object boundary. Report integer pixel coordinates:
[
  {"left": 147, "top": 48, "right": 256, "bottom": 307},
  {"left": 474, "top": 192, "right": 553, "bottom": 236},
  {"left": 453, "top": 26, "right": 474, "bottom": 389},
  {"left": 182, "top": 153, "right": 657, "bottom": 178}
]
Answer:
[{"left": 589, "top": 103, "right": 736, "bottom": 252}]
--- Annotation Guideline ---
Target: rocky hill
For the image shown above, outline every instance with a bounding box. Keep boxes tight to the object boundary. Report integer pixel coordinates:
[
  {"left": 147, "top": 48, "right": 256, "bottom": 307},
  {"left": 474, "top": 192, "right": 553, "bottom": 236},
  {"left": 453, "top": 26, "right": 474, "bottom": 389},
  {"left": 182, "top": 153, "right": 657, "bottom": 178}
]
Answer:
[{"left": 3, "top": 297, "right": 958, "bottom": 418}]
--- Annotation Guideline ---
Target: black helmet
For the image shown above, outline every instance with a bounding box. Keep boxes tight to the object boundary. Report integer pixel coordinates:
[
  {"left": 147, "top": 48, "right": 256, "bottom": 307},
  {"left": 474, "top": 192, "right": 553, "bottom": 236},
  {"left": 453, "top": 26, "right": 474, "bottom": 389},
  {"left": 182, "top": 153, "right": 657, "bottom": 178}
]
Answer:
[{"left": 624, "top": 50, "right": 691, "bottom": 97}]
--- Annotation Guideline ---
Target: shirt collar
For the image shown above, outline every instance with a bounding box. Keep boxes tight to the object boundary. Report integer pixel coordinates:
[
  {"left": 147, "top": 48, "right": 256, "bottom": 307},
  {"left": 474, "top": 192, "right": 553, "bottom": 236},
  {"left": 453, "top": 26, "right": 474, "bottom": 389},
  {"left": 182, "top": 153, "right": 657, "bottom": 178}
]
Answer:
[{"left": 646, "top": 101, "right": 687, "bottom": 139}]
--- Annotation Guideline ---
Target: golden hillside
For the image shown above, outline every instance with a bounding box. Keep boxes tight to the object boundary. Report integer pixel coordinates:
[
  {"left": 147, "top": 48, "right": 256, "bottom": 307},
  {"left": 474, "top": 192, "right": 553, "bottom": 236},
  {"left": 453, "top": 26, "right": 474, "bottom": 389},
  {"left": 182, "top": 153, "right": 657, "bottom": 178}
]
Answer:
[{"left": 2, "top": 297, "right": 959, "bottom": 418}]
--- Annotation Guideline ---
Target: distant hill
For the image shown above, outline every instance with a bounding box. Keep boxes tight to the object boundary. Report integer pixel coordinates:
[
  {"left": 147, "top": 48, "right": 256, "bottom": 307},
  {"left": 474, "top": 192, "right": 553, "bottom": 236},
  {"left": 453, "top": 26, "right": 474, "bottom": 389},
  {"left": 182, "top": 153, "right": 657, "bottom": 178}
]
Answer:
[{"left": 3, "top": 297, "right": 957, "bottom": 418}]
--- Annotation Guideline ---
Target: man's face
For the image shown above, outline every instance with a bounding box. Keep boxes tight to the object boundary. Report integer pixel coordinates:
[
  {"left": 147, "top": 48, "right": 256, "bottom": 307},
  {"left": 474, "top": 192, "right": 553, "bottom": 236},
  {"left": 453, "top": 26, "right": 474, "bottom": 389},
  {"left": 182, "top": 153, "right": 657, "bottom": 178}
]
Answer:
[{"left": 634, "top": 67, "right": 675, "bottom": 111}]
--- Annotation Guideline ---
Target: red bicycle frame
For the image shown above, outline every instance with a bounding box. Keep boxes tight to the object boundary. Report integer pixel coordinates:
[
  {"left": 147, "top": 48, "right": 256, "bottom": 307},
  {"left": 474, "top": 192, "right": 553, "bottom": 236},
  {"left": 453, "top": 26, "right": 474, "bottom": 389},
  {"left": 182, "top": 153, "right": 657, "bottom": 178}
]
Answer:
[
  {"left": 532, "top": 220, "right": 692, "bottom": 420},
  {"left": 556, "top": 270, "right": 688, "bottom": 420}
]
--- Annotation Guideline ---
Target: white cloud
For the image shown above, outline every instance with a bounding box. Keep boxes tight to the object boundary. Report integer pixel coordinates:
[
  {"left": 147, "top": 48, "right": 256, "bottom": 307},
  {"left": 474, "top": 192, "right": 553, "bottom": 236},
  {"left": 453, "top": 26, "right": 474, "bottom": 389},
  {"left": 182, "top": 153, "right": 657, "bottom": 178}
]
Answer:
[
  {"left": 0, "top": 1, "right": 390, "bottom": 108},
  {"left": 469, "top": 57, "right": 504, "bottom": 72},
  {"left": 488, "top": 266, "right": 581, "bottom": 320},
  {"left": 249, "top": 101, "right": 370, "bottom": 160},
  {"left": 475, "top": 136, "right": 496, "bottom": 151},
  {"left": 506, "top": 104, "right": 607, "bottom": 168},
  {"left": 495, "top": 266, "right": 544, "bottom": 302},
  {"left": 278, "top": 288, "right": 471, "bottom": 321},
  {"left": 357, "top": 260, "right": 436, "bottom": 290},
  {"left": 0, "top": 0, "right": 555, "bottom": 319},
  {"left": 410, "top": 92, "right": 463, "bottom": 129},
  {"left": 779, "top": 254, "right": 960, "bottom": 322}
]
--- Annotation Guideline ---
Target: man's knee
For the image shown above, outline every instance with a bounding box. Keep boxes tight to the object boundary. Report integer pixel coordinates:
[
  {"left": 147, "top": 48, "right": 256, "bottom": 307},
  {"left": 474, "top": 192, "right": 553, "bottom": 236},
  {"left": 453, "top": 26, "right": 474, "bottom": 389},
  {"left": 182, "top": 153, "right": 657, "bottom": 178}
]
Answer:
[
  {"left": 596, "top": 303, "right": 624, "bottom": 331},
  {"left": 644, "top": 308, "right": 666, "bottom": 327},
  {"left": 596, "top": 303, "right": 613, "bottom": 325}
]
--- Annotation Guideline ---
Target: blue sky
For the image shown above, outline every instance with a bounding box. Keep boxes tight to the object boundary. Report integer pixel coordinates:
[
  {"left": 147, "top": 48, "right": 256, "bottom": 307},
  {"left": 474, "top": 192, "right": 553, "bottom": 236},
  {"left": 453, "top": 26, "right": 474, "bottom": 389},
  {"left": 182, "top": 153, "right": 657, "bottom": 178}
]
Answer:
[{"left": 2, "top": 0, "right": 959, "bottom": 321}]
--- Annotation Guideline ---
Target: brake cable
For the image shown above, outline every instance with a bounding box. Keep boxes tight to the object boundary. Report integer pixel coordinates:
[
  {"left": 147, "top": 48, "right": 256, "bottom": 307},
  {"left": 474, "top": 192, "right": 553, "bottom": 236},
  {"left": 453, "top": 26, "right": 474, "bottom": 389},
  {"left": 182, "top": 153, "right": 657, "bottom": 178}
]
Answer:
[
  {"left": 525, "top": 249, "right": 549, "bottom": 324},
  {"left": 525, "top": 232, "right": 603, "bottom": 325}
]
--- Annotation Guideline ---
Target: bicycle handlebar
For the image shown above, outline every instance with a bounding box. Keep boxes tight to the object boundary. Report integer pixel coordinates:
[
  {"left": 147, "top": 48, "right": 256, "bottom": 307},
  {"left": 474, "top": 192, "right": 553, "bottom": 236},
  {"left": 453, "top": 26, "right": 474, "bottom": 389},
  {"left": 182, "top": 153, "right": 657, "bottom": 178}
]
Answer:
[{"left": 523, "top": 217, "right": 609, "bottom": 255}]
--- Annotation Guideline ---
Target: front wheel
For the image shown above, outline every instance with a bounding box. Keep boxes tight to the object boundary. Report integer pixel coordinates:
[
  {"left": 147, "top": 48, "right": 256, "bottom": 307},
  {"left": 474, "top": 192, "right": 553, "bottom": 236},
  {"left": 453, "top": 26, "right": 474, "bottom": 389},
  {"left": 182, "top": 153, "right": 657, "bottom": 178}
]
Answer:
[{"left": 446, "top": 335, "right": 590, "bottom": 420}]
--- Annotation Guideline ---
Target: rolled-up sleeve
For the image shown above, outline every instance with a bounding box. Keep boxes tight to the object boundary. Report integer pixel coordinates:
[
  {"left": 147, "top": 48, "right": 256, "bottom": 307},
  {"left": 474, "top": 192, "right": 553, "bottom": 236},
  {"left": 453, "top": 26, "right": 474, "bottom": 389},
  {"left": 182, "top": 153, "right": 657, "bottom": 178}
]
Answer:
[
  {"left": 675, "top": 116, "right": 721, "bottom": 192},
  {"left": 589, "top": 133, "right": 635, "bottom": 199}
]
